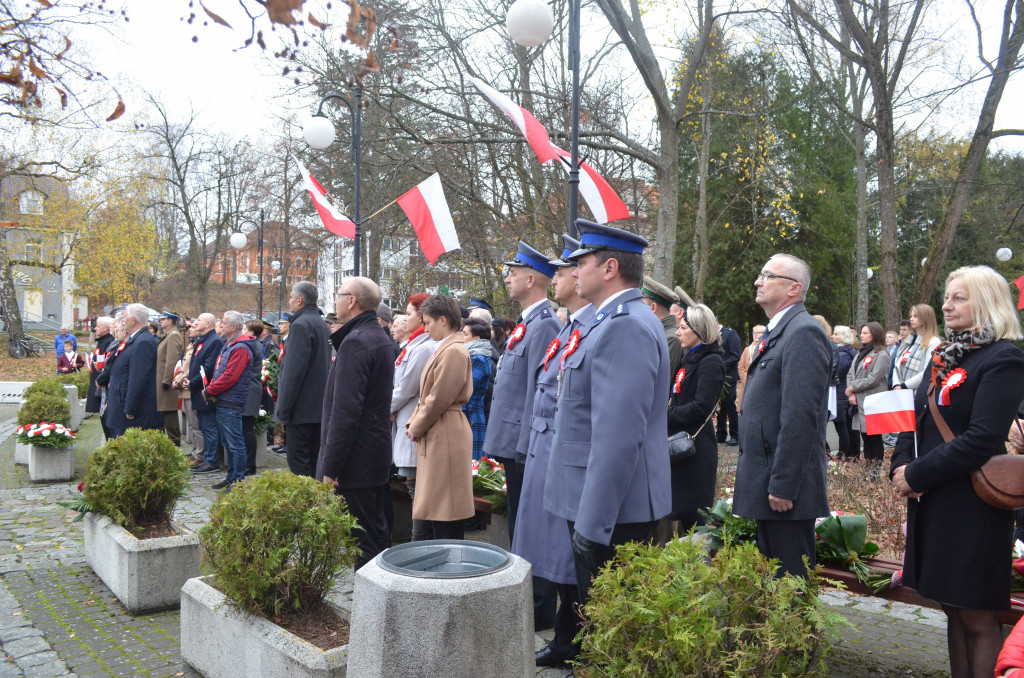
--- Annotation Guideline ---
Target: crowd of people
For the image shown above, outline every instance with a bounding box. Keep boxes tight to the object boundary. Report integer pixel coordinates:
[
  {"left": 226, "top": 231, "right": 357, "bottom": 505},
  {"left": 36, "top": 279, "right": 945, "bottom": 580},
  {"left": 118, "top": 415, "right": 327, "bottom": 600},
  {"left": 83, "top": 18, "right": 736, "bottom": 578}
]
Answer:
[{"left": 76, "top": 219, "right": 1024, "bottom": 678}]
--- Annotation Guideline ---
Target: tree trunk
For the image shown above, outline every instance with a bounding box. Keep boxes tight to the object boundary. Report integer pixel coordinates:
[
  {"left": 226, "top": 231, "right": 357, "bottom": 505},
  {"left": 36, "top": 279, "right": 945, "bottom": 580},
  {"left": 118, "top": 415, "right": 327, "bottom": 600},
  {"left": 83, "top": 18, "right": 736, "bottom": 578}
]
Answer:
[
  {"left": 913, "top": 0, "right": 1024, "bottom": 303},
  {"left": 653, "top": 115, "right": 679, "bottom": 283},
  {"left": 693, "top": 109, "right": 712, "bottom": 300},
  {"left": 871, "top": 77, "right": 901, "bottom": 331},
  {"left": 0, "top": 237, "right": 28, "bottom": 357},
  {"left": 854, "top": 121, "right": 869, "bottom": 327}
]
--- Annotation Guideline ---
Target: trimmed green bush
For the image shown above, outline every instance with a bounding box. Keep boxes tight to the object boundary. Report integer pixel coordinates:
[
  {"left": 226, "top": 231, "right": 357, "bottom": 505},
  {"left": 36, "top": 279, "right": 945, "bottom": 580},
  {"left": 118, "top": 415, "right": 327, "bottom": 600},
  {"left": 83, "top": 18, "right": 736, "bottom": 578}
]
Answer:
[
  {"left": 577, "top": 539, "right": 842, "bottom": 678},
  {"left": 56, "top": 371, "right": 90, "bottom": 395},
  {"left": 17, "top": 394, "right": 70, "bottom": 427},
  {"left": 200, "top": 471, "right": 360, "bottom": 619},
  {"left": 83, "top": 429, "right": 189, "bottom": 532},
  {"left": 23, "top": 377, "right": 67, "bottom": 401}
]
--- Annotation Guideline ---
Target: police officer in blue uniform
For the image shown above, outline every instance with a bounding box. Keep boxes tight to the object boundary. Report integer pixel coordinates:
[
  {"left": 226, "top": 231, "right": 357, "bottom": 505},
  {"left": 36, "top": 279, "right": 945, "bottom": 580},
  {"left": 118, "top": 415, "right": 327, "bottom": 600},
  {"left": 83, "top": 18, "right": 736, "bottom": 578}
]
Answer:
[
  {"left": 483, "top": 241, "right": 562, "bottom": 543},
  {"left": 544, "top": 220, "right": 672, "bottom": 608},
  {"left": 512, "top": 235, "right": 592, "bottom": 667}
]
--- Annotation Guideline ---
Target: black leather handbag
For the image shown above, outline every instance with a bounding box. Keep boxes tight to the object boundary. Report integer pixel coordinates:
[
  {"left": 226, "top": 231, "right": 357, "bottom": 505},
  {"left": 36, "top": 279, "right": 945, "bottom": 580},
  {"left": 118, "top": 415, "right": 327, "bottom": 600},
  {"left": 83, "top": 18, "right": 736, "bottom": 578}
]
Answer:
[{"left": 667, "top": 409, "right": 716, "bottom": 464}]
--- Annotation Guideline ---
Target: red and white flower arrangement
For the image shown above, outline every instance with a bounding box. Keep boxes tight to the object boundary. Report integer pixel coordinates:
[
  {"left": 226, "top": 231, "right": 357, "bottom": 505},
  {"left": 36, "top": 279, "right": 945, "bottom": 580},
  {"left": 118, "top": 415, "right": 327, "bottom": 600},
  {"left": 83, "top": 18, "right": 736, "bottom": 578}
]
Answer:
[{"left": 15, "top": 422, "right": 76, "bottom": 448}]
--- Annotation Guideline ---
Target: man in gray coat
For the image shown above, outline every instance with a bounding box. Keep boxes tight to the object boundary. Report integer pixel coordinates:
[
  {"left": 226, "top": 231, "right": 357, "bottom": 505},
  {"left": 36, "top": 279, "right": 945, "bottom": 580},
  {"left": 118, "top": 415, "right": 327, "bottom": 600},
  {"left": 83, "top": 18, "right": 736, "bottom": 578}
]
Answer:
[
  {"left": 544, "top": 220, "right": 672, "bottom": 607},
  {"left": 273, "top": 281, "right": 331, "bottom": 477},
  {"left": 733, "top": 253, "right": 831, "bottom": 577},
  {"left": 483, "top": 241, "right": 561, "bottom": 542}
]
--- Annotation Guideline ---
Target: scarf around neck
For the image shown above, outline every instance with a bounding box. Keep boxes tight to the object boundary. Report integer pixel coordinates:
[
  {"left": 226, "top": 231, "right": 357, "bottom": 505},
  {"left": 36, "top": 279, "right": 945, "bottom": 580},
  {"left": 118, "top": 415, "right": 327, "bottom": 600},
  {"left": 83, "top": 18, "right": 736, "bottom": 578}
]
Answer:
[
  {"left": 465, "top": 338, "right": 492, "bottom": 357},
  {"left": 931, "top": 325, "right": 995, "bottom": 386}
]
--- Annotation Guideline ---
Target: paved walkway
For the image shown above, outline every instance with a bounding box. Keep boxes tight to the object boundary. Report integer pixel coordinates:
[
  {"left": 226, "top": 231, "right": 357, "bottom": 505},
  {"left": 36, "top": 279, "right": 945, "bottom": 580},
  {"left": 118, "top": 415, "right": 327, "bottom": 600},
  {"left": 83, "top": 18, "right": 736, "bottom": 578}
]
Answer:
[{"left": 0, "top": 413, "right": 957, "bottom": 677}]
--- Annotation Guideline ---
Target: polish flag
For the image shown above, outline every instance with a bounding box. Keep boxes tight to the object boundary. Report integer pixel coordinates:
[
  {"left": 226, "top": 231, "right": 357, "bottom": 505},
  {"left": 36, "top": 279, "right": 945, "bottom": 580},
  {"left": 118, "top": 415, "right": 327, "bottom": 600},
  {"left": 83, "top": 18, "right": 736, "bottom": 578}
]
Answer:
[
  {"left": 470, "top": 76, "right": 630, "bottom": 224},
  {"left": 863, "top": 390, "right": 916, "bottom": 436},
  {"left": 397, "top": 173, "right": 461, "bottom": 264},
  {"left": 297, "top": 161, "right": 356, "bottom": 238}
]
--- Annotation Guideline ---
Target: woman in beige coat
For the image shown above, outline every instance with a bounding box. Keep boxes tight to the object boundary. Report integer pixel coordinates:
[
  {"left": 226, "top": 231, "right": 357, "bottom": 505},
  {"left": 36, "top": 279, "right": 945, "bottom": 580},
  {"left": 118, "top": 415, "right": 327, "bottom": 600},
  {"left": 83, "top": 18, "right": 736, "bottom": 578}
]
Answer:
[{"left": 405, "top": 294, "right": 475, "bottom": 539}]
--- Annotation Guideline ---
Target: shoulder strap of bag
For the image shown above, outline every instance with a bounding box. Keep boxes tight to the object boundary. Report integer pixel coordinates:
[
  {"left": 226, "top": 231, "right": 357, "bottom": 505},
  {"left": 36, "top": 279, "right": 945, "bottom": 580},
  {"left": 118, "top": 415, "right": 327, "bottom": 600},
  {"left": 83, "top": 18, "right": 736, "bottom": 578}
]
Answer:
[
  {"left": 927, "top": 383, "right": 955, "bottom": 443},
  {"left": 693, "top": 407, "right": 717, "bottom": 438}
]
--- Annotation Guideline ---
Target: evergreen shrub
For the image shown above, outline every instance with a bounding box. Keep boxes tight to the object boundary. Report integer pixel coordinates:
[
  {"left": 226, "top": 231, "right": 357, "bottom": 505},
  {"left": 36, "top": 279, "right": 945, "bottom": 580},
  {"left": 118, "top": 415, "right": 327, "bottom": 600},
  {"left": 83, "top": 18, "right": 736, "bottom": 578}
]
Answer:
[{"left": 17, "top": 394, "right": 70, "bottom": 427}]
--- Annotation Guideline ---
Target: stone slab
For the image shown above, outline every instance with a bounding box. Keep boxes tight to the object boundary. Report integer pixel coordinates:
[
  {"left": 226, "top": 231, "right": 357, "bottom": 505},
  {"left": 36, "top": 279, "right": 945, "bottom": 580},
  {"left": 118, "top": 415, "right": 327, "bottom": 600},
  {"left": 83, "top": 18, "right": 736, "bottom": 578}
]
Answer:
[
  {"left": 14, "top": 440, "right": 30, "bottom": 465},
  {"left": 180, "top": 576, "right": 348, "bottom": 678},
  {"left": 63, "top": 386, "right": 82, "bottom": 432},
  {"left": 83, "top": 512, "right": 201, "bottom": 614}
]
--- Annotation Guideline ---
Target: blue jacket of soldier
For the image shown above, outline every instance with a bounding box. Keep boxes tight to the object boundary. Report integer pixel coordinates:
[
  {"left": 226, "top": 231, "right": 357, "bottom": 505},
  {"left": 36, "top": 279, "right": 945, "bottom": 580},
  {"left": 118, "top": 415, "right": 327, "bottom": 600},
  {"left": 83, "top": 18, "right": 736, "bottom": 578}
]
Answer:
[{"left": 543, "top": 288, "right": 672, "bottom": 545}]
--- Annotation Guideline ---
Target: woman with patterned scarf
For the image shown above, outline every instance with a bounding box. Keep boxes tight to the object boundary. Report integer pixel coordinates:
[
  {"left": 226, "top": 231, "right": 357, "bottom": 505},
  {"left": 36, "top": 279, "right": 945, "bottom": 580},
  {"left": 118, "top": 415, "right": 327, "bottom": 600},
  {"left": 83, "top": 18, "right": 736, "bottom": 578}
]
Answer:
[
  {"left": 891, "top": 266, "right": 1024, "bottom": 678},
  {"left": 892, "top": 303, "right": 942, "bottom": 392},
  {"left": 461, "top": 317, "right": 494, "bottom": 460}
]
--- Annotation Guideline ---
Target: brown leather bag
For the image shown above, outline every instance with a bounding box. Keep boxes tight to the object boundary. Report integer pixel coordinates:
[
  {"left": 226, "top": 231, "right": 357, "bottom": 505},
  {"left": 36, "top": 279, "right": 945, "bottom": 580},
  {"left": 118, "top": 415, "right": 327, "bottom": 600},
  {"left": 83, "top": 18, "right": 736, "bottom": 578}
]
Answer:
[{"left": 927, "top": 384, "right": 1024, "bottom": 510}]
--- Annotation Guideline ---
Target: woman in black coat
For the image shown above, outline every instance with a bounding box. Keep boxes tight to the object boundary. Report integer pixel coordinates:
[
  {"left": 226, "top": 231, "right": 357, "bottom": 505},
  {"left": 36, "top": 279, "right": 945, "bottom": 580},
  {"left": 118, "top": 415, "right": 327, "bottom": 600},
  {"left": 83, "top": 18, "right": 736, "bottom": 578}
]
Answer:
[
  {"left": 667, "top": 303, "right": 725, "bottom": 531},
  {"left": 891, "top": 265, "right": 1024, "bottom": 678}
]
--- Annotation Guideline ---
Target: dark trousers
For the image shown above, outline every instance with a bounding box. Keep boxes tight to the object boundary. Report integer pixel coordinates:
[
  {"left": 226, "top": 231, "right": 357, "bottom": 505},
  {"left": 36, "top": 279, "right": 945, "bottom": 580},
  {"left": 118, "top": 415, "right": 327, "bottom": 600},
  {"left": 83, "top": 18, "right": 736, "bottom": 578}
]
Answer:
[
  {"left": 830, "top": 409, "right": 849, "bottom": 457},
  {"left": 161, "top": 411, "right": 181, "bottom": 447},
  {"left": 431, "top": 519, "right": 465, "bottom": 540},
  {"left": 569, "top": 519, "right": 657, "bottom": 607},
  {"left": 339, "top": 485, "right": 391, "bottom": 569},
  {"left": 841, "top": 409, "right": 860, "bottom": 459},
  {"left": 534, "top": 575, "right": 583, "bottom": 656},
  {"left": 861, "top": 432, "right": 885, "bottom": 462},
  {"left": 755, "top": 518, "right": 816, "bottom": 578},
  {"left": 716, "top": 372, "right": 739, "bottom": 440},
  {"left": 242, "top": 415, "right": 256, "bottom": 475},
  {"left": 285, "top": 422, "right": 320, "bottom": 478},
  {"left": 497, "top": 456, "right": 525, "bottom": 544}
]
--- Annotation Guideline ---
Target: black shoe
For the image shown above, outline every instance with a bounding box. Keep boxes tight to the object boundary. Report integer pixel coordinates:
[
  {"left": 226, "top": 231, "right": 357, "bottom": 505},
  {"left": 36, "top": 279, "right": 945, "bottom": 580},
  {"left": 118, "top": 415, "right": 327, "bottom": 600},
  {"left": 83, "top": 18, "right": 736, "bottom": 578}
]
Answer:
[
  {"left": 725, "top": 437, "right": 739, "bottom": 446},
  {"left": 245, "top": 469, "right": 257, "bottom": 476},
  {"left": 191, "top": 463, "right": 219, "bottom": 474},
  {"left": 211, "top": 478, "right": 233, "bottom": 490},
  {"left": 535, "top": 644, "right": 578, "bottom": 668}
]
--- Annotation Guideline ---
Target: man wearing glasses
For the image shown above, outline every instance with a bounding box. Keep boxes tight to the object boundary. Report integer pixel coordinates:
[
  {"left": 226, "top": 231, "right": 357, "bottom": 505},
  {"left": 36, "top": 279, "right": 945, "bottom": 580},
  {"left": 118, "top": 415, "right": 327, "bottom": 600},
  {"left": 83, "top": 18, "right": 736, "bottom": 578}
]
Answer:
[{"left": 732, "top": 254, "right": 831, "bottom": 577}]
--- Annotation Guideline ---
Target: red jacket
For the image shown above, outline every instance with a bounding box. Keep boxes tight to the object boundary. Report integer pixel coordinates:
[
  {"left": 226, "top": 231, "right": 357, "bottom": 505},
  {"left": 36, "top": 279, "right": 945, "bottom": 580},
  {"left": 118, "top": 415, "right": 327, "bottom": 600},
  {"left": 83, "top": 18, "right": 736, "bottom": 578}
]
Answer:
[
  {"left": 57, "top": 352, "right": 85, "bottom": 374},
  {"left": 997, "top": 615, "right": 1024, "bottom": 677}
]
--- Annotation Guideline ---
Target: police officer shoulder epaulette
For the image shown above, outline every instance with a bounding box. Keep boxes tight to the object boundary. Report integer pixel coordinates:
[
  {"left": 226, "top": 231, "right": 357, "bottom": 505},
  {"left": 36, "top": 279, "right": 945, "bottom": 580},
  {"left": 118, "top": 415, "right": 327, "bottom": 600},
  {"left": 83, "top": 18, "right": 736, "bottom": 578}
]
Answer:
[
  {"left": 611, "top": 303, "right": 630, "bottom": 318},
  {"left": 537, "top": 306, "right": 553, "bottom": 319}
]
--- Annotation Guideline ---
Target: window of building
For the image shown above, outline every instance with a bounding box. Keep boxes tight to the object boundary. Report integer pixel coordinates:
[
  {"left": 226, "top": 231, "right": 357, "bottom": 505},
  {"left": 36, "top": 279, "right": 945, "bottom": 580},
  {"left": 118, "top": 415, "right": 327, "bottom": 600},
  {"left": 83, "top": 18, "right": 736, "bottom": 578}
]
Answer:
[{"left": 19, "top": 190, "right": 44, "bottom": 215}]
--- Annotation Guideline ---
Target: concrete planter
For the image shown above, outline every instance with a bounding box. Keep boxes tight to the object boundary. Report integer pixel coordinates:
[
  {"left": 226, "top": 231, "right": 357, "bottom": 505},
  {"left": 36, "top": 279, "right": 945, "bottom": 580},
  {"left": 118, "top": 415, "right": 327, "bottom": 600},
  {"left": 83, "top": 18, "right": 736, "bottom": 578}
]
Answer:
[
  {"left": 180, "top": 576, "right": 348, "bottom": 678},
  {"left": 14, "top": 441, "right": 30, "bottom": 465},
  {"left": 63, "top": 385, "right": 83, "bottom": 431},
  {"left": 28, "top": 445, "right": 75, "bottom": 481},
  {"left": 255, "top": 434, "right": 268, "bottom": 468},
  {"left": 84, "top": 512, "right": 201, "bottom": 614}
]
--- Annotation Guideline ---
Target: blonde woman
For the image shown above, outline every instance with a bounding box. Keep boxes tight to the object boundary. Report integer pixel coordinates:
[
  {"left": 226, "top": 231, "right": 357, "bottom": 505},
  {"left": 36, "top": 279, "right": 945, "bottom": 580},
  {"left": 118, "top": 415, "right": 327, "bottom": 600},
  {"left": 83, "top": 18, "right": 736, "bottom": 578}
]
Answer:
[
  {"left": 892, "top": 266, "right": 1024, "bottom": 678},
  {"left": 892, "top": 304, "right": 942, "bottom": 392}
]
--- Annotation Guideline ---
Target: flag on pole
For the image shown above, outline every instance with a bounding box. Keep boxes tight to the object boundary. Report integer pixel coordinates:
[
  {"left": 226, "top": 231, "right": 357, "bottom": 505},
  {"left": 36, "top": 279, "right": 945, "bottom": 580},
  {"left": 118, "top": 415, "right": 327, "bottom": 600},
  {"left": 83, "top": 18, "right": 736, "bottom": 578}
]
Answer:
[
  {"left": 397, "top": 173, "right": 460, "bottom": 264},
  {"left": 863, "top": 389, "right": 917, "bottom": 436},
  {"left": 297, "top": 161, "right": 356, "bottom": 238},
  {"left": 469, "top": 76, "right": 630, "bottom": 224}
]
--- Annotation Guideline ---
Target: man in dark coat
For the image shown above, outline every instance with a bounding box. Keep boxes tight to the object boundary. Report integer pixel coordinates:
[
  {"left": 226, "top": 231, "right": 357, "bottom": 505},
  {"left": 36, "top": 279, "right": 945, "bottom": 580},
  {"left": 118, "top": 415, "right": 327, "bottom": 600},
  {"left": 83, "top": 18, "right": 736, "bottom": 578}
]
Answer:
[
  {"left": 717, "top": 323, "right": 742, "bottom": 446},
  {"left": 86, "top": 316, "right": 114, "bottom": 414},
  {"left": 483, "top": 241, "right": 561, "bottom": 543},
  {"left": 187, "top": 313, "right": 225, "bottom": 474},
  {"left": 316, "top": 277, "right": 396, "bottom": 568},
  {"left": 274, "top": 281, "right": 331, "bottom": 477},
  {"left": 105, "top": 304, "right": 162, "bottom": 437},
  {"left": 733, "top": 254, "right": 831, "bottom": 577}
]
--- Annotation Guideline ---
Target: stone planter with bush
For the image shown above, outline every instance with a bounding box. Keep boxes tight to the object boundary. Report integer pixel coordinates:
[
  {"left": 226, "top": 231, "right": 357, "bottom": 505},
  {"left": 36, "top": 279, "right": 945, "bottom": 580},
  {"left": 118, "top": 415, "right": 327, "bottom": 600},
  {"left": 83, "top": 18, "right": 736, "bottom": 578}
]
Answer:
[
  {"left": 181, "top": 471, "right": 359, "bottom": 678},
  {"left": 75, "top": 429, "right": 198, "bottom": 613},
  {"left": 16, "top": 422, "right": 76, "bottom": 482}
]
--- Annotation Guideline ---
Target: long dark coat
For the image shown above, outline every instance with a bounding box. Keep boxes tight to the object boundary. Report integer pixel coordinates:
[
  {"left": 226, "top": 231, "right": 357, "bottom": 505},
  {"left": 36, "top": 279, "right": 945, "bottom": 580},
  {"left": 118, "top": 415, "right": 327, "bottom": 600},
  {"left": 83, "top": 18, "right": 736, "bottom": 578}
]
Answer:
[
  {"left": 667, "top": 342, "right": 725, "bottom": 524},
  {"left": 315, "top": 312, "right": 396, "bottom": 489},
  {"left": 85, "top": 333, "right": 114, "bottom": 412},
  {"left": 891, "top": 339, "right": 1024, "bottom": 609},
  {"left": 273, "top": 303, "right": 331, "bottom": 426},
  {"left": 105, "top": 329, "right": 162, "bottom": 435}
]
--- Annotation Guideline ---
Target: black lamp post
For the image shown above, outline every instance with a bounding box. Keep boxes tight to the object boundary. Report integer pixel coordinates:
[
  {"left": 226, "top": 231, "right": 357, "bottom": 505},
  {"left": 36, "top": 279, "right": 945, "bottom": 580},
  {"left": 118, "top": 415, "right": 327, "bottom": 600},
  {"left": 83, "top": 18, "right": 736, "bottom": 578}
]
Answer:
[
  {"left": 303, "top": 88, "right": 363, "bottom": 277},
  {"left": 229, "top": 209, "right": 266, "bottom": 318}
]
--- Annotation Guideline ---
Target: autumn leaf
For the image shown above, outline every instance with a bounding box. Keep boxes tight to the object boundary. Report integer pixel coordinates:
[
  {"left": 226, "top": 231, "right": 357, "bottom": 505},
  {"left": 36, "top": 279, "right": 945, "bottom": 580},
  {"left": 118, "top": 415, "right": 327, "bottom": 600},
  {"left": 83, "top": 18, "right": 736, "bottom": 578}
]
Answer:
[
  {"left": 106, "top": 98, "right": 125, "bottom": 121},
  {"left": 54, "top": 86, "right": 67, "bottom": 108},
  {"left": 56, "top": 36, "right": 71, "bottom": 60},
  {"left": 28, "top": 57, "right": 50, "bottom": 81},
  {"left": 265, "top": 0, "right": 304, "bottom": 26},
  {"left": 36, "top": 0, "right": 53, "bottom": 6},
  {"left": 307, "top": 12, "right": 328, "bottom": 29},
  {"left": 199, "top": 2, "right": 232, "bottom": 28},
  {"left": 358, "top": 49, "right": 379, "bottom": 78}
]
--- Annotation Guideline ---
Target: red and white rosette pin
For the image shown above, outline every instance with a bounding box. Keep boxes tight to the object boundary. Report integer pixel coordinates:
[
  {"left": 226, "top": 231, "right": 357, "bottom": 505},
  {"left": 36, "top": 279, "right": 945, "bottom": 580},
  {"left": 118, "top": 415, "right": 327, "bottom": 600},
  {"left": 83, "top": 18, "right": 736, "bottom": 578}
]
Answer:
[
  {"left": 673, "top": 368, "right": 687, "bottom": 394},
  {"left": 900, "top": 351, "right": 910, "bottom": 365},
  {"left": 559, "top": 329, "right": 581, "bottom": 370},
  {"left": 507, "top": 322, "right": 526, "bottom": 350},
  {"left": 862, "top": 355, "right": 874, "bottom": 369},
  {"left": 938, "top": 367, "right": 966, "bottom": 406},
  {"left": 542, "top": 337, "right": 561, "bottom": 371}
]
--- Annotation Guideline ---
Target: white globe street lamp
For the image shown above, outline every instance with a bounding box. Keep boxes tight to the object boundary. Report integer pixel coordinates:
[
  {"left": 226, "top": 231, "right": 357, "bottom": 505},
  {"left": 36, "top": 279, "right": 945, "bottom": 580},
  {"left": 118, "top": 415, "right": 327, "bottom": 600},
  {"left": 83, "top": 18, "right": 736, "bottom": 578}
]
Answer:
[
  {"left": 921, "top": 257, "right": 927, "bottom": 267},
  {"left": 506, "top": 0, "right": 554, "bottom": 47},
  {"left": 865, "top": 268, "right": 873, "bottom": 280},
  {"left": 229, "top": 232, "right": 248, "bottom": 250},
  {"left": 271, "top": 260, "right": 281, "bottom": 272},
  {"left": 997, "top": 247, "right": 1013, "bottom": 262},
  {"left": 303, "top": 115, "right": 336, "bottom": 150}
]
